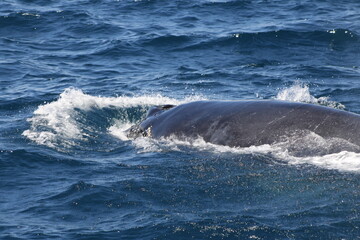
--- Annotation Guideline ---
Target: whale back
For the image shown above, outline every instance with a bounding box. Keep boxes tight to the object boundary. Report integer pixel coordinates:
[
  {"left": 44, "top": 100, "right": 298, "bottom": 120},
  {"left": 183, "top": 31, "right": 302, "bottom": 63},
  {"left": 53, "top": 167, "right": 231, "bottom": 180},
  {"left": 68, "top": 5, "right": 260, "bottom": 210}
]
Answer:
[{"left": 136, "top": 100, "right": 360, "bottom": 147}]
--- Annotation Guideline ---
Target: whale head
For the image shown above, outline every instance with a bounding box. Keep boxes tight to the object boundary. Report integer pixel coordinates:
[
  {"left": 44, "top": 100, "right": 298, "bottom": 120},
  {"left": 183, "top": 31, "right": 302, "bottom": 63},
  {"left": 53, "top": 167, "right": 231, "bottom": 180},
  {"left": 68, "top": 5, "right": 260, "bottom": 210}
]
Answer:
[{"left": 126, "top": 104, "right": 176, "bottom": 139}]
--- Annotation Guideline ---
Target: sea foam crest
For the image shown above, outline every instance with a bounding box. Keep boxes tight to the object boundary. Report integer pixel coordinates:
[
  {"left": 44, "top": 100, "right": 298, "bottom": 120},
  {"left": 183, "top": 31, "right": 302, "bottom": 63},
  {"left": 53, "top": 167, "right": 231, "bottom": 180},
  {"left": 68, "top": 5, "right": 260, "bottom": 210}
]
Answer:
[
  {"left": 275, "top": 83, "right": 345, "bottom": 109},
  {"left": 275, "top": 150, "right": 360, "bottom": 173},
  {"left": 23, "top": 88, "right": 205, "bottom": 148},
  {"left": 130, "top": 135, "right": 360, "bottom": 173}
]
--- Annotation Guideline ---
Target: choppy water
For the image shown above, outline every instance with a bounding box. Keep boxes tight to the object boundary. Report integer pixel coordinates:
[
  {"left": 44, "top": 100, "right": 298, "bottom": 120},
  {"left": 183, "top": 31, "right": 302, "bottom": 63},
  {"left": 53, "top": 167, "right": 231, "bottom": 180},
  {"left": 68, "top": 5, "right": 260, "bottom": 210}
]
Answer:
[{"left": 1, "top": 0, "right": 360, "bottom": 239}]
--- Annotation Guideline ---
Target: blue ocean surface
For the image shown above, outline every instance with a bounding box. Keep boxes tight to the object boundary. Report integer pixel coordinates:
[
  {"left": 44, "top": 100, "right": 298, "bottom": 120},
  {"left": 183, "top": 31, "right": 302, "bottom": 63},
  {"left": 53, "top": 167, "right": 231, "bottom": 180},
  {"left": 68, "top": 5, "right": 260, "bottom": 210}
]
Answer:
[{"left": 1, "top": 0, "right": 360, "bottom": 239}]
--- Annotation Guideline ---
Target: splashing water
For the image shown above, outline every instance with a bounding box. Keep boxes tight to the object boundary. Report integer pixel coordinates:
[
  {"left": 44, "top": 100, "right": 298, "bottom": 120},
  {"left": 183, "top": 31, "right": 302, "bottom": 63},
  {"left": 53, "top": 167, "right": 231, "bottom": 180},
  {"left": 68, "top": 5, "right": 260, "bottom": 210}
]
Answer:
[
  {"left": 127, "top": 133, "right": 360, "bottom": 173},
  {"left": 275, "top": 83, "right": 345, "bottom": 109},
  {"left": 23, "top": 88, "right": 206, "bottom": 149}
]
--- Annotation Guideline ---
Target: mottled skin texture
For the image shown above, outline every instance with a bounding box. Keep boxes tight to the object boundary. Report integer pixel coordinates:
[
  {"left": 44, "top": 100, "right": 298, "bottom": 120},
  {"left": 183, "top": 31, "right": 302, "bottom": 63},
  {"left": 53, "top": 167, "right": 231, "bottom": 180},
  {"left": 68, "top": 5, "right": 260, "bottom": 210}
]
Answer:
[{"left": 129, "top": 100, "right": 360, "bottom": 147}]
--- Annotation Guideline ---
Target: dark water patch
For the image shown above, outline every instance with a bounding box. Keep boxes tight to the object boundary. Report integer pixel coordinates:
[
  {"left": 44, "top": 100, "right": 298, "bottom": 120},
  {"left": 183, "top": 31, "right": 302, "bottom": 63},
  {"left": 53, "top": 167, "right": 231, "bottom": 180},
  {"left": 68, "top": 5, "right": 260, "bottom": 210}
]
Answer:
[
  {"left": 0, "top": 92, "right": 65, "bottom": 114},
  {"left": 165, "top": 80, "right": 227, "bottom": 90},
  {"left": 0, "top": 9, "right": 124, "bottom": 40},
  {"left": 12, "top": 38, "right": 115, "bottom": 57},
  {"left": 235, "top": 29, "right": 359, "bottom": 48},
  {"left": 90, "top": 40, "right": 145, "bottom": 58},
  {"left": 174, "top": 29, "right": 359, "bottom": 53},
  {"left": 175, "top": 15, "right": 199, "bottom": 23},
  {"left": 0, "top": 12, "right": 41, "bottom": 28},
  {"left": 46, "top": 181, "right": 99, "bottom": 201},
  {"left": 195, "top": 0, "right": 252, "bottom": 9},
  {"left": 0, "top": 149, "right": 89, "bottom": 171},
  {"left": 0, "top": 39, "right": 29, "bottom": 57},
  {"left": 0, "top": 97, "right": 42, "bottom": 110},
  {"left": 140, "top": 34, "right": 193, "bottom": 49},
  {"left": 65, "top": 19, "right": 124, "bottom": 38},
  {"left": 15, "top": 0, "right": 58, "bottom": 6},
  {"left": 321, "top": 88, "right": 360, "bottom": 113},
  {"left": 289, "top": 66, "right": 359, "bottom": 84},
  {"left": 242, "top": 60, "right": 282, "bottom": 69}
]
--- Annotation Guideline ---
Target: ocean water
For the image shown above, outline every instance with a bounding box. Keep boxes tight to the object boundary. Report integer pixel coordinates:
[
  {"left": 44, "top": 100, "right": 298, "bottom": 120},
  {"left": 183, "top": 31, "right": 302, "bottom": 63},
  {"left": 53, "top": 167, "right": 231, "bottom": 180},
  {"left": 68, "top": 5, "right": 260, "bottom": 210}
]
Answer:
[{"left": 1, "top": 0, "right": 360, "bottom": 239}]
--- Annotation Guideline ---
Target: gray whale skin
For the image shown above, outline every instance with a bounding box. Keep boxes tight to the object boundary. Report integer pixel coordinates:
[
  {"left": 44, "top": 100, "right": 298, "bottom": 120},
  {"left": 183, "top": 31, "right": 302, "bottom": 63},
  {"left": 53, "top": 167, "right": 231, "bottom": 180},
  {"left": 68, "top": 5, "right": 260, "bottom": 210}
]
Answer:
[{"left": 127, "top": 100, "right": 360, "bottom": 148}]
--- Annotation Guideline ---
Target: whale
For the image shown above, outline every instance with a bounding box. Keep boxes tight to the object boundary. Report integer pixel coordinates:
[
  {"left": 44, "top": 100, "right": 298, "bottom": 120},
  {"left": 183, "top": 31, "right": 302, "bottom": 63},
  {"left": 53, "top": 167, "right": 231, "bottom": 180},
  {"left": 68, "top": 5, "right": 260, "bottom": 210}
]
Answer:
[{"left": 127, "top": 100, "right": 360, "bottom": 148}]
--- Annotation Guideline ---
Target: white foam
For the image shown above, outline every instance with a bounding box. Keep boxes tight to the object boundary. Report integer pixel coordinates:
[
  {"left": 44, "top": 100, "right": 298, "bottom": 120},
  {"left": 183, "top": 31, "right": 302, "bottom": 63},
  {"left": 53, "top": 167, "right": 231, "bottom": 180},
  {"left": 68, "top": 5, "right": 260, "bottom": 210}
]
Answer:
[
  {"left": 274, "top": 83, "right": 345, "bottom": 109},
  {"left": 128, "top": 132, "right": 360, "bottom": 173},
  {"left": 23, "top": 87, "right": 206, "bottom": 148},
  {"left": 129, "top": 135, "right": 275, "bottom": 155},
  {"left": 108, "top": 121, "right": 133, "bottom": 141},
  {"left": 281, "top": 151, "right": 360, "bottom": 172}
]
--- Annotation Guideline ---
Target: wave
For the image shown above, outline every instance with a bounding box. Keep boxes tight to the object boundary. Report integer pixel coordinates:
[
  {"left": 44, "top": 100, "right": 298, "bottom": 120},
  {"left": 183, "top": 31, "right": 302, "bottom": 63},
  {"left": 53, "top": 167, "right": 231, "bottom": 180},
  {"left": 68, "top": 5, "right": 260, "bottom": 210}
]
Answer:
[
  {"left": 172, "top": 29, "right": 358, "bottom": 52},
  {"left": 0, "top": 149, "right": 87, "bottom": 172},
  {"left": 22, "top": 88, "right": 205, "bottom": 150},
  {"left": 140, "top": 34, "right": 192, "bottom": 47},
  {"left": 0, "top": 9, "right": 125, "bottom": 43}
]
